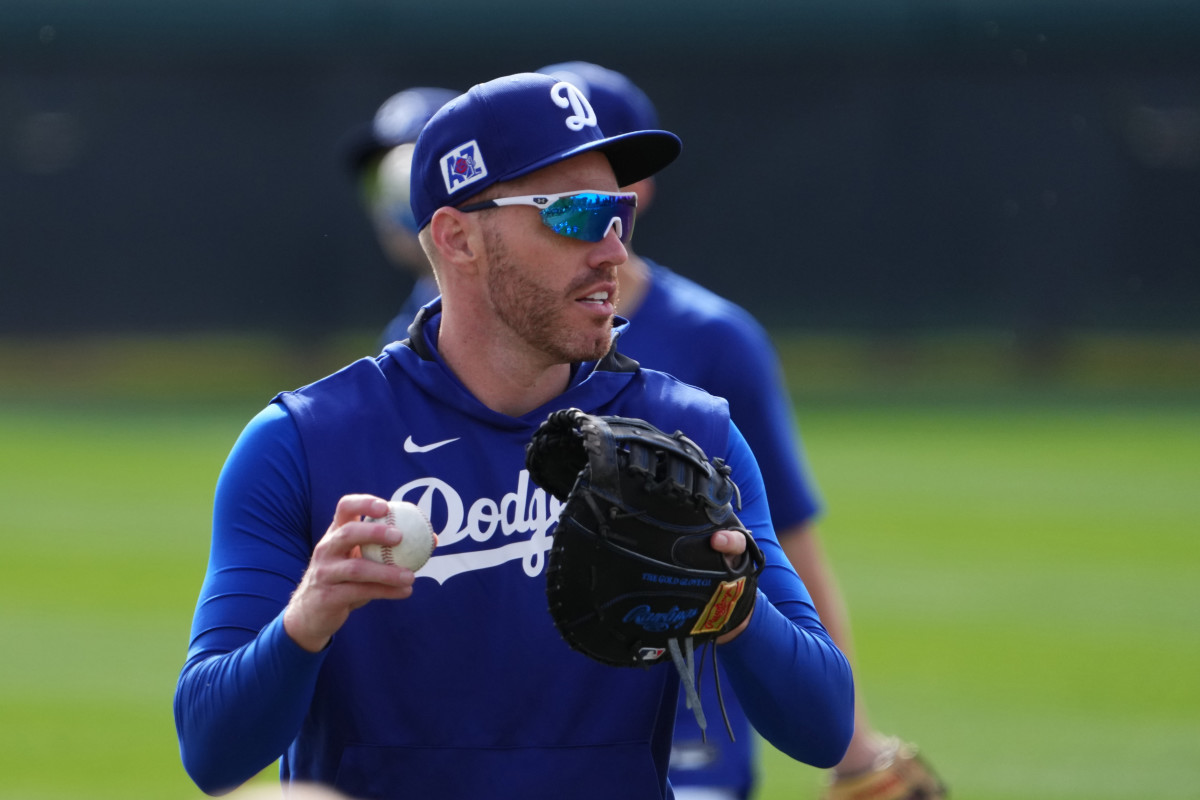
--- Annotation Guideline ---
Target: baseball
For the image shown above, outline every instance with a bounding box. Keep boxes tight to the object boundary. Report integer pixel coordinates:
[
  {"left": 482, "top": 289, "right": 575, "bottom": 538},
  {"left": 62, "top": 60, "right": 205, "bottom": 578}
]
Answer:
[{"left": 361, "top": 501, "right": 437, "bottom": 571}]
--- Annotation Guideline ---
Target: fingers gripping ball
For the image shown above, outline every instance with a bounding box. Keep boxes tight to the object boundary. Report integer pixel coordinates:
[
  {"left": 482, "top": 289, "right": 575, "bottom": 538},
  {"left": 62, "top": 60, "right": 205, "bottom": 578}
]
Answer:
[
  {"left": 525, "top": 409, "right": 765, "bottom": 739},
  {"left": 361, "top": 501, "right": 437, "bottom": 571}
]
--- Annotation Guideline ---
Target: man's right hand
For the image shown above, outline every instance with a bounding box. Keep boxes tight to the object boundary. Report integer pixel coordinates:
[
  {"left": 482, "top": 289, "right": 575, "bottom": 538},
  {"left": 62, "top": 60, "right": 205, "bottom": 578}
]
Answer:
[{"left": 283, "top": 494, "right": 421, "bottom": 653}]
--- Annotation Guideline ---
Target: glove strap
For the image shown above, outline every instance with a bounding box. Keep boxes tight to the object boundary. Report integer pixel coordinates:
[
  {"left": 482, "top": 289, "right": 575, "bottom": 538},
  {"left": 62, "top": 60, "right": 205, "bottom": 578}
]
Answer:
[
  {"left": 667, "top": 638, "right": 740, "bottom": 744},
  {"left": 709, "top": 641, "right": 737, "bottom": 743},
  {"left": 668, "top": 637, "right": 706, "bottom": 736}
]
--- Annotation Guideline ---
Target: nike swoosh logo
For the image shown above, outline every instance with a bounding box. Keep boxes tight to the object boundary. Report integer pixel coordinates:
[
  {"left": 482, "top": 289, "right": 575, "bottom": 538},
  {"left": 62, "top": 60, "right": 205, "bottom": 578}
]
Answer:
[{"left": 404, "top": 435, "right": 461, "bottom": 453}]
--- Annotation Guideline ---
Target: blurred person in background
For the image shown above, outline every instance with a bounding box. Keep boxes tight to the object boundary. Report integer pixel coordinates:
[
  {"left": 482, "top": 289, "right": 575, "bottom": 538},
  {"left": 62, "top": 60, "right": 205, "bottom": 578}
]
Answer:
[
  {"left": 531, "top": 63, "right": 948, "bottom": 800},
  {"left": 340, "top": 86, "right": 459, "bottom": 348},
  {"left": 347, "top": 63, "right": 945, "bottom": 800}
]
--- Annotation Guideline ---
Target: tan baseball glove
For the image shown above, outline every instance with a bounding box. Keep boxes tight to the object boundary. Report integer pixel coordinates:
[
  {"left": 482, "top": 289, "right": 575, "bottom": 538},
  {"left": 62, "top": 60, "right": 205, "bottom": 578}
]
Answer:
[{"left": 822, "top": 739, "right": 946, "bottom": 800}]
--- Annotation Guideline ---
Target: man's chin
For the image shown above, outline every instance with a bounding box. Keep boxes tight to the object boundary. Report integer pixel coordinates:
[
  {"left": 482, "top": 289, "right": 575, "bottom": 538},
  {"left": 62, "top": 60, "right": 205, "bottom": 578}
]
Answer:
[
  {"left": 559, "top": 330, "right": 613, "bottom": 364},
  {"left": 584, "top": 325, "right": 615, "bottom": 361}
]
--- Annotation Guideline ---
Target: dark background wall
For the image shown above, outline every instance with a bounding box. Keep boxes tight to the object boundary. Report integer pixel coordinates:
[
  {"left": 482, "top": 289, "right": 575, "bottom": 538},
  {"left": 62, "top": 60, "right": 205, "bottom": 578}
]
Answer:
[{"left": 3, "top": 1, "right": 1199, "bottom": 339}]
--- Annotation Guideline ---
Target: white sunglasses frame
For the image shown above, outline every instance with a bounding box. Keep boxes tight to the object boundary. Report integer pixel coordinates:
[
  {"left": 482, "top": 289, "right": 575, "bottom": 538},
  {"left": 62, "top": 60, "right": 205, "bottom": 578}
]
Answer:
[{"left": 456, "top": 190, "right": 638, "bottom": 244}]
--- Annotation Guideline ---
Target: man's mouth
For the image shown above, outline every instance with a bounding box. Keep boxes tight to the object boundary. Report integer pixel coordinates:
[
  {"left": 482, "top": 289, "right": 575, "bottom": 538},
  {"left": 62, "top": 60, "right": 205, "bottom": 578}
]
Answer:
[{"left": 580, "top": 290, "right": 610, "bottom": 305}]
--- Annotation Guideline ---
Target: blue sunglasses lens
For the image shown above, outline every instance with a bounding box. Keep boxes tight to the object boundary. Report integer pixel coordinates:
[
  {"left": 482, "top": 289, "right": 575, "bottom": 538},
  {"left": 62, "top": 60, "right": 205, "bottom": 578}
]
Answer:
[{"left": 540, "top": 193, "right": 636, "bottom": 244}]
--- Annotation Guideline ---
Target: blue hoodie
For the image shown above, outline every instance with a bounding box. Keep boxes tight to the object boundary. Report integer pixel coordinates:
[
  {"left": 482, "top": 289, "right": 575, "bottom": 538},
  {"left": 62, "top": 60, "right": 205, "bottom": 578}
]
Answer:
[{"left": 175, "top": 303, "right": 853, "bottom": 798}]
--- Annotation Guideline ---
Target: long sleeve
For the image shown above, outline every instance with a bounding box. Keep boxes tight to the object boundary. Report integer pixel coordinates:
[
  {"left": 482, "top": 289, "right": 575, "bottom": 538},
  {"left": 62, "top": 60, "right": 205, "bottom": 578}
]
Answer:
[
  {"left": 719, "top": 592, "right": 855, "bottom": 767},
  {"left": 174, "top": 403, "right": 324, "bottom": 795},
  {"left": 715, "top": 424, "right": 855, "bottom": 767}
]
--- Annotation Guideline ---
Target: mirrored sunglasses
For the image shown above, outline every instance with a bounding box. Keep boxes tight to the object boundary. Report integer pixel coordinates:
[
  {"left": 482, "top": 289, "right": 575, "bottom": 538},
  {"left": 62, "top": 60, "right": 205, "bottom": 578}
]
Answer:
[{"left": 457, "top": 191, "right": 637, "bottom": 245}]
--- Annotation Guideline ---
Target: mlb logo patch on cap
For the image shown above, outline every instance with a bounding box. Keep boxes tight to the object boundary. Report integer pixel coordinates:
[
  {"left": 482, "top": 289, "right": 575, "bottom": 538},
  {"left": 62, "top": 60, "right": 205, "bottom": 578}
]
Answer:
[{"left": 441, "top": 139, "right": 488, "bottom": 195}]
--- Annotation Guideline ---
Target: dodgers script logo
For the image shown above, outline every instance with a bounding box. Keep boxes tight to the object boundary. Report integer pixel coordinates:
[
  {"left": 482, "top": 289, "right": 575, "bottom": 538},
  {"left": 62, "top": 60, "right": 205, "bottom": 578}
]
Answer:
[
  {"left": 440, "top": 139, "right": 487, "bottom": 194},
  {"left": 391, "top": 470, "right": 565, "bottom": 584},
  {"left": 550, "top": 81, "right": 597, "bottom": 132}
]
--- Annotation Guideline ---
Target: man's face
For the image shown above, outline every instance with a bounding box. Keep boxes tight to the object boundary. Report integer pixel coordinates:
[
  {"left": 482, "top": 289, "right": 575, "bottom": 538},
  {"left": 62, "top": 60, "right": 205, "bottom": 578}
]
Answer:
[{"left": 477, "top": 152, "right": 628, "bottom": 364}]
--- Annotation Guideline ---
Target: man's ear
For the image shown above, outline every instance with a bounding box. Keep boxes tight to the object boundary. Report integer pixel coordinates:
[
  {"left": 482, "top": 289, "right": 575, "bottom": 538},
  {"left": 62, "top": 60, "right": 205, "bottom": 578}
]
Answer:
[{"left": 428, "top": 207, "right": 482, "bottom": 275}]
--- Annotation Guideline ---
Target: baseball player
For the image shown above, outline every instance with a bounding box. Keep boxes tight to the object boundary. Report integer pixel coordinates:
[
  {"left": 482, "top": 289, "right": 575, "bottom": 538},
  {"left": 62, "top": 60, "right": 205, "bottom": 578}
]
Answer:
[
  {"left": 174, "top": 71, "right": 854, "bottom": 799},
  {"left": 370, "top": 62, "right": 947, "bottom": 800}
]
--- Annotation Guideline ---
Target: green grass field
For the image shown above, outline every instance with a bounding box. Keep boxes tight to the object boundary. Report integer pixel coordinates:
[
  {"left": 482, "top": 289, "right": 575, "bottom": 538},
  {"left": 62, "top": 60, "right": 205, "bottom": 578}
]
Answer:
[{"left": 0, "top": 333, "right": 1197, "bottom": 799}]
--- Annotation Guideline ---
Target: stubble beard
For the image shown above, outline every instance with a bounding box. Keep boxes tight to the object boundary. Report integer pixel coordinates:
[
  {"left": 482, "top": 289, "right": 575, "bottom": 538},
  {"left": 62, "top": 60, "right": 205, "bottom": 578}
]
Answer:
[{"left": 484, "top": 229, "right": 614, "bottom": 364}]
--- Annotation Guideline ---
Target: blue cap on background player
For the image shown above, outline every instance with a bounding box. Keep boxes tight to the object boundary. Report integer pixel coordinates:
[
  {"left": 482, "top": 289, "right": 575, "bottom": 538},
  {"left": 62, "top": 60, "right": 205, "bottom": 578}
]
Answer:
[
  {"left": 537, "top": 62, "right": 659, "bottom": 138},
  {"left": 409, "top": 72, "right": 681, "bottom": 231},
  {"left": 340, "top": 86, "right": 460, "bottom": 174}
]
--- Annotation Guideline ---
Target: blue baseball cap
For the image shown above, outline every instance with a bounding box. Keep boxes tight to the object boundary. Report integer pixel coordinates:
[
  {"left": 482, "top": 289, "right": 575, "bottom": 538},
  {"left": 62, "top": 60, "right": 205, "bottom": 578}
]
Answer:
[
  {"left": 340, "top": 86, "right": 460, "bottom": 175},
  {"left": 537, "top": 62, "right": 659, "bottom": 137},
  {"left": 409, "top": 72, "right": 681, "bottom": 231}
]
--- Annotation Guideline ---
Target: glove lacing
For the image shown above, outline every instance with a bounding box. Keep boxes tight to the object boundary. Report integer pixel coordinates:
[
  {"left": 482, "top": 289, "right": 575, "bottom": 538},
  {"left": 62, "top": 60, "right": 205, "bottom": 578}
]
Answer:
[
  {"left": 667, "top": 636, "right": 736, "bottom": 743},
  {"left": 667, "top": 637, "right": 704, "bottom": 733}
]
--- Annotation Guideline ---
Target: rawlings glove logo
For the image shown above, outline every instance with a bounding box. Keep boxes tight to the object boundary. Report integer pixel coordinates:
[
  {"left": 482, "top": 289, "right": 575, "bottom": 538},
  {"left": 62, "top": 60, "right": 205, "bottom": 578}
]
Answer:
[{"left": 622, "top": 605, "right": 700, "bottom": 633}]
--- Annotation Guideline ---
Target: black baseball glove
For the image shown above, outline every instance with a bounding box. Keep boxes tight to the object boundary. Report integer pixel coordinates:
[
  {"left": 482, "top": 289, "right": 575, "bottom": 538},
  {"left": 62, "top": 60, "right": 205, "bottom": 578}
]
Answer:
[{"left": 525, "top": 408, "right": 765, "bottom": 737}]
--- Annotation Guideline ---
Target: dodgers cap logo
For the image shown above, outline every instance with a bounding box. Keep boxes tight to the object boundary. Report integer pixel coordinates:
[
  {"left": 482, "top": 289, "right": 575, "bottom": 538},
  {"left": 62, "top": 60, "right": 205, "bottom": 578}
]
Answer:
[
  {"left": 551, "top": 81, "right": 598, "bottom": 132},
  {"left": 538, "top": 61, "right": 661, "bottom": 138},
  {"left": 408, "top": 72, "right": 682, "bottom": 232}
]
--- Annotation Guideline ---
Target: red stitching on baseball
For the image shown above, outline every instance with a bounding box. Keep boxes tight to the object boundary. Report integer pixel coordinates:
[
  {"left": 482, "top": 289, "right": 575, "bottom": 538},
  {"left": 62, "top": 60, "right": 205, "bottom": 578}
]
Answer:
[{"left": 412, "top": 506, "right": 435, "bottom": 559}]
